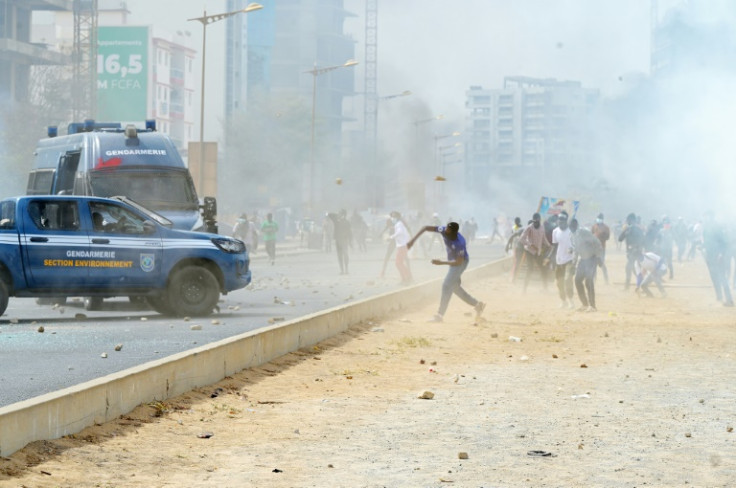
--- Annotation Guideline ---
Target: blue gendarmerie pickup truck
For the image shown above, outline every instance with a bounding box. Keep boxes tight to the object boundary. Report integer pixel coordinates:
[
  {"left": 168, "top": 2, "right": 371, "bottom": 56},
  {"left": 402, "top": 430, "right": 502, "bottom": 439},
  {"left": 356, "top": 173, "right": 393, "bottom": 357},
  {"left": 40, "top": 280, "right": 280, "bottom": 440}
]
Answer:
[{"left": 0, "top": 195, "right": 251, "bottom": 317}]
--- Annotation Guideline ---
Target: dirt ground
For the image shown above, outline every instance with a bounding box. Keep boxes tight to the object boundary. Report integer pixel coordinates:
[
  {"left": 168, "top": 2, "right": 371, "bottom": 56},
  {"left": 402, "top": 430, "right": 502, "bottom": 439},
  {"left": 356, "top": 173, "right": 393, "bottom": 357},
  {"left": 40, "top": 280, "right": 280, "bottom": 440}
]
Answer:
[{"left": 2, "top": 251, "right": 736, "bottom": 487}]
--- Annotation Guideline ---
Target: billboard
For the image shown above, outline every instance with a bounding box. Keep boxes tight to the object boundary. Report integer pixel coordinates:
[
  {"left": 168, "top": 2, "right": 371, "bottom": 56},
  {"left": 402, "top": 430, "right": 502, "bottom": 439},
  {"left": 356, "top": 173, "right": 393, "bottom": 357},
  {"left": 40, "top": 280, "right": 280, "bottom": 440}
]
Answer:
[{"left": 97, "top": 26, "right": 149, "bottom": 121}]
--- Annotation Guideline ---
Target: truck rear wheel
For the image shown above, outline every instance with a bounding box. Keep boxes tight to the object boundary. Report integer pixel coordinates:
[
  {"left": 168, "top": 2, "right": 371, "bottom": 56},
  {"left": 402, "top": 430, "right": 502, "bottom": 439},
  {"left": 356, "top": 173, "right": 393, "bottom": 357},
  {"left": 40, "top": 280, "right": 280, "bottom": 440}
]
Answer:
[
  {"left": 167, "top": 266, "right": 219, "bottom": 317},
  {"left": 0, "top": 280, "right": 8, "bottom": 317}
]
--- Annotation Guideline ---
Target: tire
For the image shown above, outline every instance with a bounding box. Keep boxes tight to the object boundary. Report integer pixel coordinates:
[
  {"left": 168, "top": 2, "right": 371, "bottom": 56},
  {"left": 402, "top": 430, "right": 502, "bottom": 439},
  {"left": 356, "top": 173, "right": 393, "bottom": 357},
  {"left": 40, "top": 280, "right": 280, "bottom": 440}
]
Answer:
[
  {"left": 83, "top": 296, "right": 103, "bottom": 311},
  {"left": 146, "top": 294, "right": 174, "bottom": 316},
  {"left": 166, "top": 266, "right": 219, "bottom": 317},
  {"left": 0, "top": 280, "right": 8, "bottom": 317}
]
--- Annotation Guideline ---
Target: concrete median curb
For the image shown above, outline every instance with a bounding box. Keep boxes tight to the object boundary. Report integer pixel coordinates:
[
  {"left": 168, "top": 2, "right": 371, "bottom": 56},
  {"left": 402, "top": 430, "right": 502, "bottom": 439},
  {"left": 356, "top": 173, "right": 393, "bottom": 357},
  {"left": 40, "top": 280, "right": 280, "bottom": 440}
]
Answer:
[{"left": 0, "top": 257, "right": 511, "bottom": 456}]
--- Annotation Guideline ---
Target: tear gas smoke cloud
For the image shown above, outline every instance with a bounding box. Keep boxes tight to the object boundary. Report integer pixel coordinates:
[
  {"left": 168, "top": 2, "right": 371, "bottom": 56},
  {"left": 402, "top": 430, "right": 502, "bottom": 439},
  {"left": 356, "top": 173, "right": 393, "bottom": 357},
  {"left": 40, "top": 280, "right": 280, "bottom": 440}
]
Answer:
[{"left": 103, "top": 1, "right": 736, "bottom": 229}]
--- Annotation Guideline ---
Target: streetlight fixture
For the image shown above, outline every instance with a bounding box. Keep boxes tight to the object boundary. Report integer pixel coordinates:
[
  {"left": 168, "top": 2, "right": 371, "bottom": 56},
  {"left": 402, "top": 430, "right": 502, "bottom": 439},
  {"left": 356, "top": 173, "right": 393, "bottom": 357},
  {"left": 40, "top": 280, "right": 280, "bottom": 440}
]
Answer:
[
  {"left": 380, "top": 90, "right": 412, "bottom": 101},
  {"left": 188, "top": 3, "right": 263, "bottom": 195},
  {"left": 304, "top": 59, "right": 358, "bottom": 211}
]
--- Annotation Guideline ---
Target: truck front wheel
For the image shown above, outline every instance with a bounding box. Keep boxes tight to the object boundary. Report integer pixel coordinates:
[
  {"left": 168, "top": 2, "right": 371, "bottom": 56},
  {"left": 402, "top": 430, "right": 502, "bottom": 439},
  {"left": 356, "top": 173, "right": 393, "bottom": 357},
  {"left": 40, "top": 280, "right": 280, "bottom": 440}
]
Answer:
[
  {"left": 167, "top": 266, "right": 219, "bottom": 317},
  {"left": 147, "top": 294, "right": 174, "bottom": 316}
]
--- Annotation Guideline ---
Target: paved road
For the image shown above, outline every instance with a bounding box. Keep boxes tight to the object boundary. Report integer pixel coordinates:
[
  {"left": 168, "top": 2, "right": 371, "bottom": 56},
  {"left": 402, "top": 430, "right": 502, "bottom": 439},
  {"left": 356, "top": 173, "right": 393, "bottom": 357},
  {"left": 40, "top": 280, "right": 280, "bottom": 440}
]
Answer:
[{"left": 0, "top": 236, "right": 506, "bottom": 408}]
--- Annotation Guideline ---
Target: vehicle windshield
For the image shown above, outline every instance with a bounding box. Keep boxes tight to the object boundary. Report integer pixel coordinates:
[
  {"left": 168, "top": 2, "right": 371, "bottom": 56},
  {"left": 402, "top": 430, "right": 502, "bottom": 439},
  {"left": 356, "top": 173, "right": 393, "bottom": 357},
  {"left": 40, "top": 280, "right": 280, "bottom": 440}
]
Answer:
[
  {"left": 89, "top": 171, "right": 199, "bottom": 212},
  {"left": 111, "top": 196, "right": 173, "bottom": 227}
]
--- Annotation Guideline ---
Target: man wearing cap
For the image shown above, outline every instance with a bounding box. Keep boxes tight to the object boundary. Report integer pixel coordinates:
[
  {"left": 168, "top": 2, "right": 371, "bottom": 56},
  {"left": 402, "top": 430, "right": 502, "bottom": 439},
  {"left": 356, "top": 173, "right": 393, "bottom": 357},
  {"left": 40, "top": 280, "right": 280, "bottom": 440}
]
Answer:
[
  {"left": 407, "top": 221, "right": 486, "bottom": 322},
  {"left": 591, "top": 213, "right": 611, "bottom": 284}
]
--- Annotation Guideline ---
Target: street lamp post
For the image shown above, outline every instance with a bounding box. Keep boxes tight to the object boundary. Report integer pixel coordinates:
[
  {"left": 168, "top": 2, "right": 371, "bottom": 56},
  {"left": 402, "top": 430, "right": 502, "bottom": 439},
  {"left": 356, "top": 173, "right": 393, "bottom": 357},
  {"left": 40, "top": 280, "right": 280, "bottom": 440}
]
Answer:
[
  {"left": 188, "top": 3, "right": 262, "bottom": 195},
  {"left": 433, "top": 131, "right": 461, "bottom": 177},
  {"left": 411, "top": 114, "right": 443, "bottom": 211},
  {"left": 304, "top": 59, "right": 358, "bottom": 212}
]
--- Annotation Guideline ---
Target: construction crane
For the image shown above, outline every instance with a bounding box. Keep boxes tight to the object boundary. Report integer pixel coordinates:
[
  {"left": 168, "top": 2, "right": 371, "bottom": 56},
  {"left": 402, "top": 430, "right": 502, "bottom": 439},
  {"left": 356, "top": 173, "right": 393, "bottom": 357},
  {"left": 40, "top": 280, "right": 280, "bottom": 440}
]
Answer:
[
  {"left": 364, "top": 0, "right": 379, "bottom": 207},
  {"left": 73, "top": 0, "right": 99, "bottom": 121}
]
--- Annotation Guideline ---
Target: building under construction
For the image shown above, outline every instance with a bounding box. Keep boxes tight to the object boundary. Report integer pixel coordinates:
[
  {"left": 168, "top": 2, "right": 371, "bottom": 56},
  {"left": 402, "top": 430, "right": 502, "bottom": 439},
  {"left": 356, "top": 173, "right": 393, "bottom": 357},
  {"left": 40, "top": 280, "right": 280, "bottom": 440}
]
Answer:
[{"left": 0, "top": 0, "right": 97, "bottom": 120}]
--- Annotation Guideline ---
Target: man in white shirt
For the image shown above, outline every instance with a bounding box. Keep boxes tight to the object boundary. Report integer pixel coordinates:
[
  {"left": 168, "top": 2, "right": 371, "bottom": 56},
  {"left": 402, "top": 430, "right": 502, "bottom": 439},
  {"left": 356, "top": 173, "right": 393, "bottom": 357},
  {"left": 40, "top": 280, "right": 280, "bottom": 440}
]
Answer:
[
  {"left": 635, "top": 251, "right": 667, "bottom": 297},
  {"left": 389, "top": 211, "right": 413, "bottom": 285},
  {"left": 551, "top": 212, "right": 575, "bottom": 309}
]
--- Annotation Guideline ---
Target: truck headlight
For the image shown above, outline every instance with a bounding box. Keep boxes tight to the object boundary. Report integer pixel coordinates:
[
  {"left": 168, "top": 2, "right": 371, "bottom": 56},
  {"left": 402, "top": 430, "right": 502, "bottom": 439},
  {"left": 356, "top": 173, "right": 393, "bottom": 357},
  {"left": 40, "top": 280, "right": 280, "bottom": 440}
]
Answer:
[{"left": 212, "top": 237, "right": 245, "bottom": 254}]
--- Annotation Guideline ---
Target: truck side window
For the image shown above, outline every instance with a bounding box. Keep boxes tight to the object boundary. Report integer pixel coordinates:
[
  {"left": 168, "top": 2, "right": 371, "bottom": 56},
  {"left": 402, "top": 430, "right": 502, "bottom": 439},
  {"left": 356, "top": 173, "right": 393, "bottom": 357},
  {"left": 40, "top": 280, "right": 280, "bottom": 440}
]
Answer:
[
  {"left": 89, "top": 202, "right": 146, "bottom": 234},
  {"left": 0, "top": 201, "right": 16, "bottom": 229},
  {"left": 28, "top": 201, "right": 79, "bottom": 231}
]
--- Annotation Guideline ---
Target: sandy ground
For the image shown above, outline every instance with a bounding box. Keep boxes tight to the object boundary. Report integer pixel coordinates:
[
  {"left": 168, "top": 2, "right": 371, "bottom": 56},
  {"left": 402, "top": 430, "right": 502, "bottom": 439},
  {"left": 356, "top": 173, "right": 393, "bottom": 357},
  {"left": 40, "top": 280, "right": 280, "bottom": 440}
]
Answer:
[{"left": 2, "top": 251, "right": 736, "bottom": 488}]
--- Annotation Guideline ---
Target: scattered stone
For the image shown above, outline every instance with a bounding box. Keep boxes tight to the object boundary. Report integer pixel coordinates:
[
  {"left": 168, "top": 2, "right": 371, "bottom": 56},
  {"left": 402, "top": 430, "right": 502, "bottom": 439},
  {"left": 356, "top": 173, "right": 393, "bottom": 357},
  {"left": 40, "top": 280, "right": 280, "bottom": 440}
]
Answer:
[
  {"left": 491, "top": 333, "right": 498, "bottom": 338},
  {"left": 458, "top": 452, "right": 469, "bottom": 459},
  {"left": 419, "top": 359, "right": 425, "bottom": 364},
  {"left": 101, "top": 352, "right": 108, "bottom": 358},
  {"left": 190, "top": 324, "right": 202, "bottom": 331},
  {"left": 37, "top": 326, "right": 45, "bottom": 333},
  {"left": 197, "top": 432, "right": 214, "bottom": 439},
  {"left": 268, "top": 317, "right": 285, "bottom": 324},
  {"left": 685, "top": 432, "right": 692, "bottom": 438},
  {"left": 727, "top": 426, "right": 733, "bottom": 433},
  {"left": 183, "top": 316, "right": 191, "bottom": 322},
  {"left": 418, "top": 390, "right": 434, "bottom": 400},
  {"left": 370, "top": 327, "right": 384, "bottom": 332},
  {"left": 552, "top": 354, "right": 558, "bottom": 359},
  {"left": 9, "top": 318, "right": 18, "bottom": 324},
  {"left": 509, "top": 336, "right": 522, "bottom": 342},
  {"left": 114, "top": 343, "right": 123, "bottom": 352},
  {"left": 520, "top": 355, "right": 529, "bottom": 361},
  {"left": 211, "top": 319, "right": 221, "bottom": 325},
  {"left": 580, "top": 363, "right": 588, "bottom": 368},
  {"left": 140, "top": 317, "right": 148, "bottom": 321}
]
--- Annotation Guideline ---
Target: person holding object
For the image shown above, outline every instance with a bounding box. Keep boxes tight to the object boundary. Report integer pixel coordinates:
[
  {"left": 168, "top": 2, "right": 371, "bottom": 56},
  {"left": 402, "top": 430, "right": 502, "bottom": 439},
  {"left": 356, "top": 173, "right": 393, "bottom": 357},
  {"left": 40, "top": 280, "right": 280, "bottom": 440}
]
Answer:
[{"left": 407, "top": 221, "right": 485, "bottom": 322}]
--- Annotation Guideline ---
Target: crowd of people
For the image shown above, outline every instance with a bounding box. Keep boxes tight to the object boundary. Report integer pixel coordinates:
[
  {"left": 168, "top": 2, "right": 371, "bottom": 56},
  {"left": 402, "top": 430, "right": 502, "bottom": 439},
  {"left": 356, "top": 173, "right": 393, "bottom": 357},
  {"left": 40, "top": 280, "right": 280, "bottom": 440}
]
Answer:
[
  {"left": 504, "top": 210, "right": 735, "bottom": 309},
  {"left": 228, "top": 207, "right": 735, "bottom": 318}
]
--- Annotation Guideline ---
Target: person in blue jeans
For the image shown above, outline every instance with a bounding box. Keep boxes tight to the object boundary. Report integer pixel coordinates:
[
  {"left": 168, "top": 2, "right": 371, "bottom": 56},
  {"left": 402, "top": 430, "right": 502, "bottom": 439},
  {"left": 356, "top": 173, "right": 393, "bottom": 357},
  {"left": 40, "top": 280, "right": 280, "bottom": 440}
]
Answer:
[{"left": 407, "top": 221, "right": 486, "bottom": 322}]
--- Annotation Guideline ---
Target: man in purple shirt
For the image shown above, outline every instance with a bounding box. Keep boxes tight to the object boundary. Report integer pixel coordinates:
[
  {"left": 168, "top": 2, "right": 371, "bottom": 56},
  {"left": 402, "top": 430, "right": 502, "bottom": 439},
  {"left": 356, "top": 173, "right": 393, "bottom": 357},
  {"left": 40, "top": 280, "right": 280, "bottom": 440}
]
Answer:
[{"left": 407, "top": 221, "right": 486, "bottom": 322}]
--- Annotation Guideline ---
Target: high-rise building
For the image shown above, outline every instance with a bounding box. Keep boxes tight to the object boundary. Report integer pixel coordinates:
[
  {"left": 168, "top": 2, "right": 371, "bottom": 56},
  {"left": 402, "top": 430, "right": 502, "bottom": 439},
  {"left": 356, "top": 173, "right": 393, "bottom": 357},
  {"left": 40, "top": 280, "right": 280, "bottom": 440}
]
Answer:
[
  {"left": 651, "top": 1, "right": 736, "bottom": 76},
  {"left": 465, "top": 77, "right": 599, "bottom": 199},
  {"left": 225, "top": 0, "right": 357, "bottom": 210}
]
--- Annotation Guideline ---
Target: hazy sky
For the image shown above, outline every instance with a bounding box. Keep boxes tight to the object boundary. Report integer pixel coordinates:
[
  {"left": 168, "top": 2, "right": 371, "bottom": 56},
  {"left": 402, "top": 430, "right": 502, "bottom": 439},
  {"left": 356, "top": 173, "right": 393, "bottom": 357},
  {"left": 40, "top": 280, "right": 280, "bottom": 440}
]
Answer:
[{"left": 124, "top": 0, "right": 653, "bottom": 140}]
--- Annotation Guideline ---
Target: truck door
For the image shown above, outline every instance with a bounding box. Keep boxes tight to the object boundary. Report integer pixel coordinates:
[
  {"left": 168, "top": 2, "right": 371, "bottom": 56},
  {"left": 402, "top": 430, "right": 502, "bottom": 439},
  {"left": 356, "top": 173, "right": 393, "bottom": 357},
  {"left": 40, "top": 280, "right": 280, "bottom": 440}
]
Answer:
[
  {"left": 21, "top": 199, "right": 90, "bottom": 288},
  {"left": 54, "top": 151, "right": 80, "bottom": 195},
  {"left": 85, "top": 201, "right": 162, "bottom": 287}
]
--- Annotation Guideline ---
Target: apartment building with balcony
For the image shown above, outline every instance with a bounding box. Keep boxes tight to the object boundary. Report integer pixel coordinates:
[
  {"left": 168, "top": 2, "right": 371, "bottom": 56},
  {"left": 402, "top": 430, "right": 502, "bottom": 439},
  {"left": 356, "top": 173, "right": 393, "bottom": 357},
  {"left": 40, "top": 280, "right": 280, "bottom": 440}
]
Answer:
[{"left": 465, "top": 77, "right": 599, "bottom": 197}]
